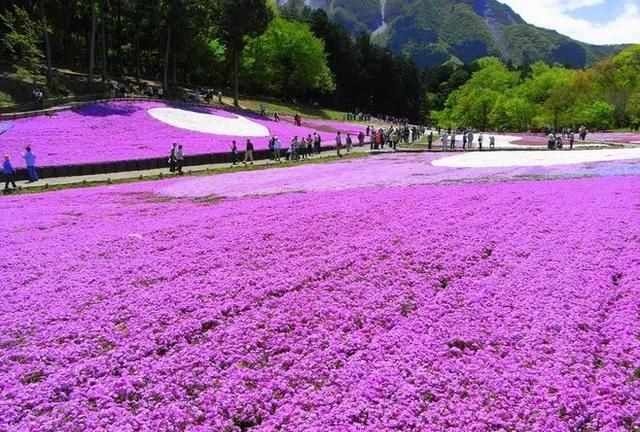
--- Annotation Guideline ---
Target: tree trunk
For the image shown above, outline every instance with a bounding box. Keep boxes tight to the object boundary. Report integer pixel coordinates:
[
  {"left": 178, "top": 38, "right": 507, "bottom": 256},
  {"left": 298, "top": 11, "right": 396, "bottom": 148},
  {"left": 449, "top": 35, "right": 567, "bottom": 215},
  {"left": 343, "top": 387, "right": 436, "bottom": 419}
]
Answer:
[
  {"left": 172, "top": 40, "right": 177, "bottom": 86},
  {"left": 116, "top": 0, "right": 122, "bottom": 74},
  {"left": 39, "top": 0, "right": 53, "bottom": 87},
  {"left": 163, "top": 26, "right": 171, "bottom": 92},
  {"left": 135, "top": 33, "right": 141, "bottom": 80},
  {"left": 100, "top": 0, "right": 108, "bottom": 81},
  {"left": 88, "top": 0, "right": 96, "bottom": 87},
  {"left": 233, "top": 48, "right": 239, "bottom": 107}
]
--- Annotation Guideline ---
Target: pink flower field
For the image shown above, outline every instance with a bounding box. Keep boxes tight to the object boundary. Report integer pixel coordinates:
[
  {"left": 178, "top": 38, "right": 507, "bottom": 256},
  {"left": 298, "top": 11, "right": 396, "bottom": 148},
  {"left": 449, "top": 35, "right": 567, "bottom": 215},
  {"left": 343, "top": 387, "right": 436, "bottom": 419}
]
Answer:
[
  {"left": 0, "top": 102, "right": 366, "bottom": 167},
  {"left": 1, "top": 154, "right": 640, "bottom": 431}
]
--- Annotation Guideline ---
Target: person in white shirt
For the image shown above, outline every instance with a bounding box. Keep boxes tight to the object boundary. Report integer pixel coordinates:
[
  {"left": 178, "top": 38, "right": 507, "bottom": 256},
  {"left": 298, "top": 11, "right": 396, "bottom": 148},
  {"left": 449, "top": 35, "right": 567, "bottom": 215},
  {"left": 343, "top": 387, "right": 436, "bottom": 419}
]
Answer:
[{"left": 176, "top": 145, "right": 185, "bottom": 175}]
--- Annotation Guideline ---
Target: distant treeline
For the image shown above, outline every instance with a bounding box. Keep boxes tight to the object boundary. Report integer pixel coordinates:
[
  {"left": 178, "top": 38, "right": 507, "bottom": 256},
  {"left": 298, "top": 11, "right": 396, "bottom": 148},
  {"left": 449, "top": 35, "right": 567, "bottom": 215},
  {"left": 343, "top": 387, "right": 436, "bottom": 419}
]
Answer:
[
  {"left": 1, "top": 1, "right": 638, "bottom": 127},
  {"left": 432, "top": 47, "right": 640, "bottom": 131}
]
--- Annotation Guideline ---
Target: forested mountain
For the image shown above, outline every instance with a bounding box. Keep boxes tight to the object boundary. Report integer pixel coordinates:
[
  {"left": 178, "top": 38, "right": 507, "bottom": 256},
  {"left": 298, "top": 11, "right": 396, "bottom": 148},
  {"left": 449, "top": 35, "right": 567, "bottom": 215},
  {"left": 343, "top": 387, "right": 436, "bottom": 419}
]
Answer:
[{"left": 280, "top": 0, "right": 627, "bottom": 68}]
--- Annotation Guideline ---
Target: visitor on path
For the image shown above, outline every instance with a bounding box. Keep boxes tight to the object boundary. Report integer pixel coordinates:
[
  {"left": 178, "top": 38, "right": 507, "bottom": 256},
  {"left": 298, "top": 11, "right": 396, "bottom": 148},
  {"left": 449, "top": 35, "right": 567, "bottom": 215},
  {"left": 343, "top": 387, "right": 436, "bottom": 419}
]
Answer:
[
  {"left": 441, "top": 133, "right": 448, "bottom": 151},
  {"left": 294, "top": 114, "right": 302, "bottom": 127},
  {"left": 373, "top": 130, "right": 383, "bottom": 150},
  {"left": 336, "top": 132, "right": 343, "bottom": 158},
  {"left": 428, "top": 131, "right": 433, "bottom": 150},
  {"left": 230, "top": 140, "right": 238, "bottom": 165},
  {"left": 274, "top": 137, "right": 282, "bottom": 162},
  {"left": 3, "top": 155, "right": 17, "bottom": 191},
  {"left": 478, "top": 133, "right": 484, "bottom": 151},
  {"left": 273, "top": 112, "right": 280, "bottom": 122},
  {"left": 22, "top": 146, "right": 38, "bottom": 183},
  {"left": 346, "top": 134, "right": 353, "bottom": 153},
  {"left": 450, "top": 133, "right": 456, "bottom": 150},
  {"left": 298, "top": 136, "right": 307, "bottom": 160},
  {"left": 391, "top": 129, "right": 400, "bottom": 150},
  {"left": 168, "top": 143, "right": 178, "bottom": 173},
  {"left": 467, "top": 131, "right": 474, "bottom": 149},
  {"left": 579, "top": 125, "right": 588, "bottom": 141},
  {"left": 462, "top": 132, "right": 467, "bottom": 150},
  {"left": 268, "top": 137, "right": 275, "bottom": 161},
  {"left": 289, "top": 137, "right": 299, "bottom": 161},
  {"left": 569, "top": 132, "right": 575, "bottom": 150},
  {"left": 307, "top": 135, "right": 314, "bottom": 158},
  {"left": 358, "top": 131, "right": 365, "bottom": 147},
  {"left": 314, "top": 133, "right": 322, "bottom": 154},
  {"left": 547, "top": 133, "right": 556, "bottom": 150},
  {"left": 176, "top": 145, "right": 185, "bottom": 175},
  {"left": 489, "top": 136, "right": 496, "bottom": 150},
  {"left": 243, "top": 139, "right": 254, "bottom": 165}
]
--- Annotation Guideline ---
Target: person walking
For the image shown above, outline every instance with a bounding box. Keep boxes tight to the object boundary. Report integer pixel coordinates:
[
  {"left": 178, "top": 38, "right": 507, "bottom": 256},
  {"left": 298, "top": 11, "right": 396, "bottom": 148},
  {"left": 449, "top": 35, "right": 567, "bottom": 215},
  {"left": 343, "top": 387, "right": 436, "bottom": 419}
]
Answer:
[
  {"left": 314, "top": 133, "right": 322, "bottom": 155},
  {"left": 547, "top": 133, "right": 556, "bottom": 150},
  {"left": 3, "top": 155, "right": 17, "bottom": 191},
  {"left": 441, "top": 133, "right": 448, "bottom": 151},
  {"left": 489, "top": 135, "right": 496, "bottom": 150},
  {"left": 569, "top": 131, "right": 575, "bottom": 150},
  {"left": 176, "top": 145, "right": 185, "bottom": 175},
  {"left": 268, "top": 137, "right": 275, "bottom": 161},
  {"left": 450, "top": 133, "right": 456, "bottom": 150},
  {"left": 168, "top": 143, "right": 178, "bottom": 173},
  {"left": 230, "top": 140, "right": 238, "bottom": 165},
  {"left": 290, "top": 136, "right": 299, "bottom": 161},
  {"left": 22, "top": 146, "right": 38, "bottom": 183},
  {"left": 391, "top": 129, "right": 400, "bottom": 150},
  {"left": 462, "top": 131, "right": 467, "bottom": 150},
  {"left": 243, "top": 139, "right": 254, "bottom": 165},
  {"left": 478, "top": 133, "right": 484, "bottom": 151},
  {"left": 467, "top": 131, "right": 474, "bottom": 150},
  {"left": 346, "top": 133, "right": 353, "bottom": 153},
  {"left": 307, "top": 135, "right": 314, "bottom": 157},
  {"left": 428, "top": 131, "right": 433, "bottom": 150},
  {"left": 336, "top": 132, "right": 343, "bottom": 158},
  {"left": 274, "top": 136, "right": 282, "bottom": 162}
]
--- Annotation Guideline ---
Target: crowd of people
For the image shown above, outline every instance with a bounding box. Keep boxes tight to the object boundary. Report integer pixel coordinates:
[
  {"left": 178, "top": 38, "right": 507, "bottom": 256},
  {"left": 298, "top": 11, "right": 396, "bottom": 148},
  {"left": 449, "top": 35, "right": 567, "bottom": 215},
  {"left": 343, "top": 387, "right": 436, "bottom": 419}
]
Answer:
[
  {"left": 5, "top": 108, "right": 603, "bottom": 192},
  {"left": 367, "top": 124, "right": 425, "bottom": 150},
  {"left": 545, "top": 126, "right": 588, "bottom": 150},
  {"left": 427, "top": 129, "right": 498, "bottom": 152}
]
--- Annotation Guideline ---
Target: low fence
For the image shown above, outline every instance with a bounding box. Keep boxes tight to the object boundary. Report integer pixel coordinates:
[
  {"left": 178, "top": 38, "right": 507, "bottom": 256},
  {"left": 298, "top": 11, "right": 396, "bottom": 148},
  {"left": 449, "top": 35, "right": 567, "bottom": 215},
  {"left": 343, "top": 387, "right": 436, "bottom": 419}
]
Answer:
[{"left": 11, "top": 145, "right": 346, "bottom": 182}]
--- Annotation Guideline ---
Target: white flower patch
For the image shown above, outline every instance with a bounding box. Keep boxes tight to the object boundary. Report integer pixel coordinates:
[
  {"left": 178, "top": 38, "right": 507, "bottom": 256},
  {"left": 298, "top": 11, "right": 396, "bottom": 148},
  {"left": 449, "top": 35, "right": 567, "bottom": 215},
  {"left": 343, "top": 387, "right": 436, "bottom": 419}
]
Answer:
[
  {"left": 148, "top": 108, "right": 270, "bottom": 137},
  {"left": 433, "top": 148, "right": 640, "bottom": 168}
]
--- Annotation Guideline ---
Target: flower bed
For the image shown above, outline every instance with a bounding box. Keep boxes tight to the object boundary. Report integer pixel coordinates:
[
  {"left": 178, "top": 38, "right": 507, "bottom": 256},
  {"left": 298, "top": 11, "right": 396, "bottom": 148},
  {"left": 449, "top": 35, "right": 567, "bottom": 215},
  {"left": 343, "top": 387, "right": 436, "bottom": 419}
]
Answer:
[
  {"left": 0, "top": 101, "right": 366, "bottom": 168},
  {"left": 1, "top": 157, "right": 639, "bottom": 431},
  {"left": 157, "top": 152, "right": 640, "bottom": 198}
]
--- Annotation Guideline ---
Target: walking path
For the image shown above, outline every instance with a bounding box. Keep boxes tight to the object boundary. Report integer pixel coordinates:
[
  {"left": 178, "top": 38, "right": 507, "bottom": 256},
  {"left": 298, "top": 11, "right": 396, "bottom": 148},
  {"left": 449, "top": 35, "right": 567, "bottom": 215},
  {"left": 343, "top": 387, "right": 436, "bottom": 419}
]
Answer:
[{"left": 17, "top": 145, "right": 388, "bottom": 190}]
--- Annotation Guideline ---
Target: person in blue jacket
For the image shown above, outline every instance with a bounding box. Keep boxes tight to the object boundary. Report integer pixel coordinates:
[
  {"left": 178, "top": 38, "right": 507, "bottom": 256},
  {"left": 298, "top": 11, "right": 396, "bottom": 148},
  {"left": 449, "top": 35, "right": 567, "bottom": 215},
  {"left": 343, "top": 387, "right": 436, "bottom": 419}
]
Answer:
[
  {"left": 3, "top": 155, "right": 17, "bottom": 190},
  {"left": 23, "top": 146, "right": 38, "bottom": 182}
]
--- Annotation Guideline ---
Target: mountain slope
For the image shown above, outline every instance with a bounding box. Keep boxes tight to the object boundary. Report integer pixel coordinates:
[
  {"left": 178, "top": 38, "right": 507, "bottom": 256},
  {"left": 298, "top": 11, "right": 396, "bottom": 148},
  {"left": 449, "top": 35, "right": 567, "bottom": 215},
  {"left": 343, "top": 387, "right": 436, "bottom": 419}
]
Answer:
[{"left": 284, "top": 0, "right": 626, "bottom": 68}]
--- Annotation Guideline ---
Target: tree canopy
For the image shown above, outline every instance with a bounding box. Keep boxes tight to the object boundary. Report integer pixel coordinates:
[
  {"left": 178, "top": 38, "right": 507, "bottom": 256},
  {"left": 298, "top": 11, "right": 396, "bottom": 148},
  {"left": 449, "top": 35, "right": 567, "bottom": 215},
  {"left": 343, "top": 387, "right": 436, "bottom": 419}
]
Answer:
[{"left": 434, "top": 46, "right": 640, "bottom": 130}]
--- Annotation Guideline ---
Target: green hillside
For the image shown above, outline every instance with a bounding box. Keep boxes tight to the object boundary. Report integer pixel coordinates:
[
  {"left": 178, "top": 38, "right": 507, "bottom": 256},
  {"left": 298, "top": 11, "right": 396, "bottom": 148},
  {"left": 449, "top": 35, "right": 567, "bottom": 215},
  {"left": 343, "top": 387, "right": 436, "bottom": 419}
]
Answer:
[{"left": 300, "top": 0, "right": 626, "bottom": 68}]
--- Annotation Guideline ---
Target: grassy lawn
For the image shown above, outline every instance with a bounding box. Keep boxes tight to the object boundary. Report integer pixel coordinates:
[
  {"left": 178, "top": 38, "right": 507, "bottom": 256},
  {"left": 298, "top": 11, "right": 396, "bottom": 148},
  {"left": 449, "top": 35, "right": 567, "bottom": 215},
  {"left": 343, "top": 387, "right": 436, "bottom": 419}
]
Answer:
[{"left": 234, "top": 97, "right": 347, "bottom": 121}]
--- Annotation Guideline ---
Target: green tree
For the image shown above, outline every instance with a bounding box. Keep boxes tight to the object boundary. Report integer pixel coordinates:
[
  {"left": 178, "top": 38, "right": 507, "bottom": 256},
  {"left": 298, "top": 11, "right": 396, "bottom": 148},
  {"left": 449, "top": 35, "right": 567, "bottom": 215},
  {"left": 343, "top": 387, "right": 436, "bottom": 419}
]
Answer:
[
  {"left": 218, "top": 0, "right": 273, "bottom": 106},
  {"left": 242, "top": 18, "right": 334, "bottom": 98},
  {"left": 0, "top": 5, "right": 45, "bottom": 79}
]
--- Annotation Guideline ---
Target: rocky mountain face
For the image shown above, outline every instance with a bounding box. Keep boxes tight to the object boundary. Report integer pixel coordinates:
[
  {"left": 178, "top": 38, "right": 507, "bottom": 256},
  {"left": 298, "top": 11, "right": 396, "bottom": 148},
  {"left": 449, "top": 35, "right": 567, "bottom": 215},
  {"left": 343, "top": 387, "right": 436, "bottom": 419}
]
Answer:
[{"left": 281, "top": 0, "right": 625, "bottom": 68}]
